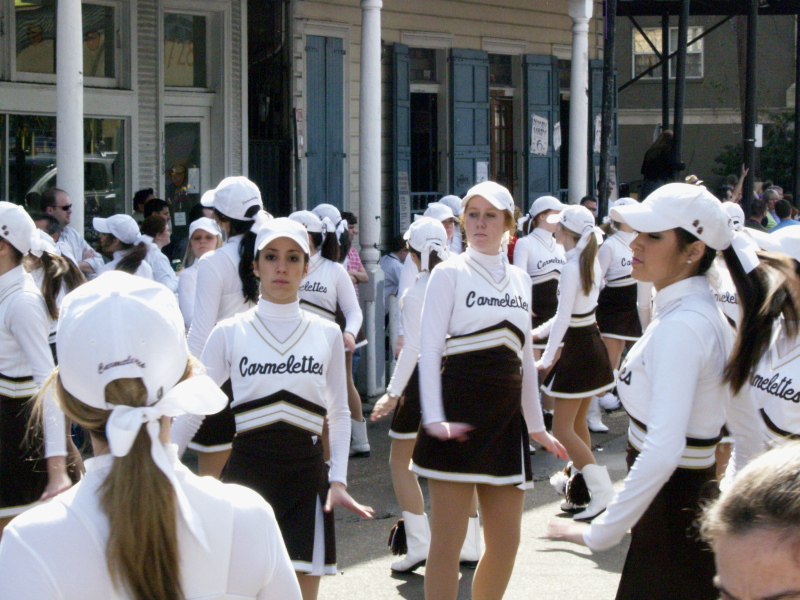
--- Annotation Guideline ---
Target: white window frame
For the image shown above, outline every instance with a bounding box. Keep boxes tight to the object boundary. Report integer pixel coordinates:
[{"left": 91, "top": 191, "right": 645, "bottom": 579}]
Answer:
[
  {"left": 632, "top": 25, "right": 704, "bottom": 80},
  {"left": 9, "top": 0, "right": 124, "bottom": 89}
]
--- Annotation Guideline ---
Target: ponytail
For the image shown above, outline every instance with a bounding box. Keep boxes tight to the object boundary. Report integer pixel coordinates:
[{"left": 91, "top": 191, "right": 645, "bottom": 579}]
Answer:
[
  {"left": 578, "top": 233, "right": 599, "bottom": 296},
  {"left": 215, "top": 207, "right": 261, "bottom": 304},
  {"left": 116, "top": 241, "right": 149, "bottom": 275},
  {"left": 408, "top": 247, "right": 444, "bottom": 272},
  {"left": 721, "top": 247, "right": 800, "bottom": 393},
  {"left": 34, "top": 253, "right": 86, "bottom": 319}
]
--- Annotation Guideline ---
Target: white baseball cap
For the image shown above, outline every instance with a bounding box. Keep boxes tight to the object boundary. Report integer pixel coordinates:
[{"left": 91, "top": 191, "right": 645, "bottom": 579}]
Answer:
[
  {"left": 722, "top": 201, "right": 745, "bottom": 232},
  {"left": 57, "top": 271, "right": 193, "bottom": 409},
  {"left": 312, "top": 203, "right": 343, "bottom": 225},
  {"left": 93, "top": 214, "right": 143, "bottom": 245},
  {"left": 547, "top": 204, "right": 597, "bottom": 236},
  {"left": 289, "top": 210, "right": 325, "bottom": 233},
  {"left": 438, "top": 195, "right": 463, "bottom": 217},
  {"left": 403, "top": 216, "right": 449, "bottom": 270},
  {"left": 188, "top": 217, "right": 222, "bottom": 238},
  {"left": 424, "top": 202, "right": 458, "bottom": 223},
  {"left": 461, "top": 181, "right": 515, "bottom": 214},
  {"left": 529, "top": 195, "right": 567, "bottom": 219},
  {"left": 199, "top": 188, "right": 216, "bottom": 208},
  {"left": 611, "top": 183, "right": 731, "bottom": 250},
  {"left": 256, "top": 217, "right": 311, "bottom": 255},
  {"left": 202, "top": 176, "right": 263, "bottom": 221},
  {"left": 0, "top": 201, "right": 38, "bottom": 255},
  {"left": 612, "top": 197, "right": 638, "bottom": 208}
]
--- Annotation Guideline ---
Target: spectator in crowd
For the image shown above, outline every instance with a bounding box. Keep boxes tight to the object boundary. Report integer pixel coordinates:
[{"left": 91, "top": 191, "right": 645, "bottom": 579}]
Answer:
[
  {"left": 341, "top": 212, "right": 368, "bottom": 297},
  {"left": 144, "top": 198, "right": 171, "bottom": 221},
  {"left": 132, "top": 188, "right": 154, "bottom": 223},
  {"left": 745, "top": 197, "right": 769, "bottom": 232},
  {"left": 32, "top": 213, "right": 62, "bottom": 243},
  {"left": 40, "top": 188, "right": 104, "bottom": 276},
  {"left": 379, "top": 234, "right": 408, "bottom": 316},
  {"left": 770, "top": 199, "right": 800, "bottom": 231},
  {"left": 762, "top": 188, "right": 781, "bottom": 230},
  {"left": 580, "top": 196, "right": 598, "bottom": 222}
]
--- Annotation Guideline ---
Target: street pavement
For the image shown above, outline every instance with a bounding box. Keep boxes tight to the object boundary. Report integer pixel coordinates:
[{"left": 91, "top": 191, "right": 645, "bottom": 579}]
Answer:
[{"left": 322, "top": 407, "right": 632, "bottom": 599}]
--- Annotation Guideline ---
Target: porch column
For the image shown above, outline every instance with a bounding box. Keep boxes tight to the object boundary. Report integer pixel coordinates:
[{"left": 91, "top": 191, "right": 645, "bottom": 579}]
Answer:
[
  {"left": 56, "top": 1, "right": 84, "bottom": 233},
  {"left": 568, "top": 0, "right": 593, "bottom": 204},
  {"left": 359, "top": 0, "right": 385, "bottom": 398}
]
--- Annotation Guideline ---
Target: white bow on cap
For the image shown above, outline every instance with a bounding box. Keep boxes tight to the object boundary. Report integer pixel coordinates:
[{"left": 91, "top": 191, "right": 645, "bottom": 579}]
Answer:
[
  {"left": 249, "top": 210, "right": 274, "bottom": 234},
  {"left": 418, "top": 239, "right": 450, "bottom": 271},
  {"left": 322, "top": 217, "right": 348, "bottom": 244},
  {"left": 728, "top": 230, "right": 760, "bottom": 274},
  {"left": 28, "top": 234, "right": 50, "bottom": 258},
  {"left": 140, "top": 234, "right": 155, "bottom": 246},
  {"left": 105, "top": 375, "right": 227, "bottom": 552},
  {"left": 576, "top": 224, "right": 604, "bottom": 252},
  {"left": 517, "top": 215, "right": 532, "bottom": 231}
]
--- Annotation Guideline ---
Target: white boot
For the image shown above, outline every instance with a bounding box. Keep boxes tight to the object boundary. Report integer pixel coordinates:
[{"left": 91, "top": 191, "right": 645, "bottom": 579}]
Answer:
[
  {"left": 390, "top": 512, "right": 430, "bottom": 572},
  {"left": 587, "top": 396, "right": 609, "bottom": 433},
  {"left": 459, "top": 516, "right": 482, "bottom": 567},
  {"left": 573, "top": 464, "right": 614, "bottom": 522},
  {"left": 350, "top": 418, "right": 371, "bottom": 457}
]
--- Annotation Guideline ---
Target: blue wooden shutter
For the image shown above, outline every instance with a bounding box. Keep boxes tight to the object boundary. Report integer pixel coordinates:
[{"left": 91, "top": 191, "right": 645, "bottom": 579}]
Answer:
[
  {"left": 450, "top": 49, "right": 490, "bottom": 196},
  {"left": 393, "top": 43, "right": 411, "bottom": 235},
  {"left": 523, "top": 54, "right": 560, "bottom": 212},
  {"left": 588, "top": 59, "right": 618, "bottom": 198},
  {"left": 325, "top": 37, "right": 345, "bottom": 209}
]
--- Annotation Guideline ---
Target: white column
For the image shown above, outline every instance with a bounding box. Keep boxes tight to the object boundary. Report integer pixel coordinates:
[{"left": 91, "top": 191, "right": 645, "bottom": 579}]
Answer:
[
  {"left": 568, "top": 0, "right": 593, "bottom": 204},
  {"left": 56, "top": 1, "right": 85, "bottom": 234},
  {"left": 359, "top": 0, "right": 385, "bottom": 398}
]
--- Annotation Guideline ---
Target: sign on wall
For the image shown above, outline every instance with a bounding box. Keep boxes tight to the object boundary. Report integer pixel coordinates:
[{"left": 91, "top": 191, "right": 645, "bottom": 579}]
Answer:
[{"left": 530, "top": 114, "right": 549, "bottom": 156}]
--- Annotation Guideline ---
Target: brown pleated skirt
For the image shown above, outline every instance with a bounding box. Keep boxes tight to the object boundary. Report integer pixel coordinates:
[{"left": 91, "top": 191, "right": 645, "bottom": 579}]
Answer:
[
  {"left": 597, "top": 284, "right": 642, "bottom": 340},
  {"left": 531, "top": 279, "right": 560, "bottom": 349},
  {"left": 389, "top": 366, "right": 421, "bottom": 439},
  {"left": 541, "top": 323, "right": 615, "bottom": 398}
]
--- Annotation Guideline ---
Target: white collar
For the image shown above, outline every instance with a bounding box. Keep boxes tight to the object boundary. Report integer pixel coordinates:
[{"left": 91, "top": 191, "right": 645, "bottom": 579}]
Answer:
[
  {"left": 465, "top": 245, "right": 504, "bottom": 267},
  {"left": 653, "top": 276, "right": 711, "bottom": 316},
  {"left": 256, "top": 297, "right": 303, "bottom": 319},
  {"left": 0, "top": 264, "right": 26, "bottom": 292}
]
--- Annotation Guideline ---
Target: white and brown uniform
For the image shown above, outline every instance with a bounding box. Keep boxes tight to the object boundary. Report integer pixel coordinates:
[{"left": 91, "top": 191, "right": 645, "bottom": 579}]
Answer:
[
  {"left": 0, "top": 265, "right": 65, "bottom": 519},
  {"left": 534, "top": 248, "right": 615, "bottom": 398},
  {"left": 749, "top": 319, "right": 800, "bottom": 446},
  {"left": 411, "top": 247, "right": 545, "bottom": 489},
  {"left": 583, "top": 276, "right": 762, "bottom": 600},
  {"left": 596, "top": 230, "right": 642, "bottom": 341},
  {"left": 186, "top": 234, "right": 256, "bottom": 452},
  {"left": 386, "top": 271, "right": 428, "bottom": 439},
  {"left": 298, "top": 252, "right": 362, "bottom": 339},
  {"left": 512, "top": 227, "right": 566, "bottom": 349},
  {"left": 201, "top": 299, "right": 350, "bottom": 576}
]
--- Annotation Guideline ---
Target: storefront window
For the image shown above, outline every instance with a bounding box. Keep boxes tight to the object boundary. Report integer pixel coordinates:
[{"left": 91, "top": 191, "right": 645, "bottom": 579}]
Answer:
[
  {"left": 164, "top": 13, "right": 207, "bottom": 88},
  {"left": 6, "top": 115, "right": 125, "bottom": 219},
  {"left": 15, "top": 2, "right": 116, "bottom": 79}
]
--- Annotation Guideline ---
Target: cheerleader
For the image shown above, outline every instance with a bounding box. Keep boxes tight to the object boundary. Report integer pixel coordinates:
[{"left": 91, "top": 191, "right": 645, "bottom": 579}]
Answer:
[
  {"left": 140, "top": 214, "right": 179, "bottom": 293},
  {"left": 0, "top": 202, "right": 70, "bottom": 536},
  {"left": 370, "top": 217, "right": 450, "bottom": 573},
  {"left": 513, "top": 196, "right": 567, "bottom": 428},
  {"left": 198, "top": 218, "right": 373, "bottom": 600},
  {"left": 293, "top": 207, "right": 369, "bottom": 457},
  {"left": 177, "top": 217, "right": 223, "bottom": 329},
  {"left": 93, "top": 214, "right": 154, "bottom": 279},
  {"left": 533, "top": 205, "right": 615, "bottom": 520},
  {"left": 547, "top": 183, "right": 772, "bottom": 600},
  {"left": 184, "top": 176, "right": 271, "bottom": 478},
  {"left": 411, "top": 181, "right": 566, "bottom": 600},
  {"left": 0, "top": 272, "right": 302, "bottom": 599}
]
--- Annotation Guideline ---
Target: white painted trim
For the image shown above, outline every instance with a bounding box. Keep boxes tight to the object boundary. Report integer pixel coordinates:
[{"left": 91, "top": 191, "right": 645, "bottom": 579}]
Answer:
[
  {"left": 0, "top": 83, "right": 137, "bottom": 115},
  {"left": 552, "top": 44, "right": 573, "bottom": 60},
  {"left": 619, "top": 107, "right": 743, "bottom": 126},
  {"left": 482, "top": 37, "right": 527, "bottom": 56},
  {"left": 410, "top": 83, "right": 440, "bottom": 94},
  {"left": 401, "top": 30, "right": 453, "bottom": 49}
]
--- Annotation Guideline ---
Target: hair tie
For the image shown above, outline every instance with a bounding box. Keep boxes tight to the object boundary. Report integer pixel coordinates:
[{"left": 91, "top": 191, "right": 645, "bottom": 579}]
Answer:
[
  {"left": 249, "top": 210, "right": 273, "bottom": 234},
  {"left": 335, "top": 219, "right": 348, "bottom": 244},
  {"left": 28, "top": 234, "right": 48, "bottom": 258},
  {"left": 576, "top": 226, "right": 604, "bottom": 252},
  {"left": 418, "top": 239, "right": 449, "bottom": 271},
  {"left": 517, "top": 215, "right": 531, "bottom": 231},
  {"left": 139, "top": 234, "right": 154, "bottom": 246},
  {"left": 728, "top": 230, "right": 760, "bottom": 274}
]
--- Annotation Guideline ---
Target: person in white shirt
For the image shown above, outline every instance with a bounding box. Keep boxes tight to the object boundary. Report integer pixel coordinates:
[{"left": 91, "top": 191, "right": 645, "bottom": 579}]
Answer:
[
  {"left": 184, "top": 177, "right": 271, "bottom": 478},
  {"left": 411, "top": 181, "right": 566, "bottom": 600},
  {"left": 93, "top": 214, "right": 154, "bottom": 279},
  {"left": 180, "top": 219, "right": 373, "bottom": 600},
  {"left": 0, "top": 271, "right": 302, "bottom": 600},
  {"left": 40, "top": 188, "right": 104, "bottom": 276},
  {"left": 178, "top": 216, "right": 223, "bottom": 329},
  {"left": 140, "top": 214, "right": 179, "bottom": 293},
  {"left": 533, "top": 205, "right": 616, "bottom": 520},
  {"left": 546, "top": 183, "right": 772, "bottom": 600},
  {"left": 0, "top": 202, "right": 70, "bottom": 536},
  {"left": 379, "top": 235, "right": 408, "bottom": 316}
]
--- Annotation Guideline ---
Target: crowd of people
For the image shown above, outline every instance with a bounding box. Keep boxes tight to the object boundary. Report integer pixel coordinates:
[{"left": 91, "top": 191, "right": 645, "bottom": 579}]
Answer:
[{"left": 0, "top": 170, "right": 800, "bottom": 600}]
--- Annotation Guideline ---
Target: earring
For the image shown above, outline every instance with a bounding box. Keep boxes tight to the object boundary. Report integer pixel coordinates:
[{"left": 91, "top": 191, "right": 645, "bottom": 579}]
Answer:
[{"left": 686, "top": 259, "right": 693, "bottom": 264}]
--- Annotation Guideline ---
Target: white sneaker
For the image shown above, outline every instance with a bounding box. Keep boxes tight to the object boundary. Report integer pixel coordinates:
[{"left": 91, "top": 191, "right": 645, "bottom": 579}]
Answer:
[
  {"left": 350, "top": 418, "right": 371, "bottom": 457},
  {"left": 587, "top": 397, "right": 609, "bottom": 433},
  {"left": 599, "top": 391, "right": 620, "bottom": 411}
]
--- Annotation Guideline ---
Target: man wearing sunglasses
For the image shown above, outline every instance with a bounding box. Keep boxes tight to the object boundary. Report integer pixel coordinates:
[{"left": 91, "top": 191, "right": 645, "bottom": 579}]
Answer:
[{"left": 40, "top": 188, "right": 104, "bottom": 276}]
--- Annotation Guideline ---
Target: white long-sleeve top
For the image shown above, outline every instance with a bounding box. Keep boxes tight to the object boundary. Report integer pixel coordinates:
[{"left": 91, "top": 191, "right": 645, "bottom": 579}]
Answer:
[
  {"left": 57, "top": 226, "right": 105, "bottom": 276},
  {"left": 0, "top": 265, "right": 64, "bottom": 457},
  {"left": 583, "top": 276, "right": 762, "bottom": 552},
  {"left": 396, "top": 254, "right": 418, "bottom": 336},
  {"left": 96, "top": 250, "right": 154, "bottom": 279},
  {"left": 711, "top": 256, "right": 741, "bottom": 328},
  {"left": 178, "top": 262, "right": 200, "bottom": 329},
  {"left": 187, "top": 235, "right": 255, "bottom": 359},
  {"left": 533, "top": 247, "right": 602, "bottom": 368},
  {"left": 0, "top": 447, "right": 302, "bottom": 600},
  {"left": 298, "top": 253, "right": 362, "bottom": 338},
  {"left": 418, "top": 247, "right": 544, "bottom": 433},
  {"left": 201, "top": 299, "right": 350, "bottom": 485},
  {"left": 386, "top": 271, "right": 427, "bottom": 397},
  {"left": 597, "top": 230, "right": 636, "bottom": 287},
  {"left": 146, "top": 243, "right": 179, "bottom": 293},
  {"left": 512, "top": 227, "right": 566, "bottom": 283}
]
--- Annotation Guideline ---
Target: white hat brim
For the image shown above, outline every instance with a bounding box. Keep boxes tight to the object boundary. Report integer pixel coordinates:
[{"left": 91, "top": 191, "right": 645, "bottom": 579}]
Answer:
[
  {"left": 92, "top": 217, "right": 112, "bottom": 234},
  {"left": 610, "top": 202, "right": 682, "bottom": 233}
]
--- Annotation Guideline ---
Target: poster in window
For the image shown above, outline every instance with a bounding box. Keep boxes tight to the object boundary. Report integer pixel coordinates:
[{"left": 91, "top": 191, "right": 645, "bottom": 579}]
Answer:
[{"left": 530, "top": 114, "right": 548, "bottom": 156}]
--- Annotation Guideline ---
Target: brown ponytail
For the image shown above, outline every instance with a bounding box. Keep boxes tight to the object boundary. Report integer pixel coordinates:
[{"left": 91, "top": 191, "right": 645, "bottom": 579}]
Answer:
[
  {"left": 36, "top": 362, "right": 194, "bottom": 600},
  {"left": 116, "top": 242, "right": 149, "bottom": 275},
  {"left": 26, "top": 253, "right": 86, "bottom": 319},
  {"left": 578, "top": 233, "right": 600, "bottom": 296}
]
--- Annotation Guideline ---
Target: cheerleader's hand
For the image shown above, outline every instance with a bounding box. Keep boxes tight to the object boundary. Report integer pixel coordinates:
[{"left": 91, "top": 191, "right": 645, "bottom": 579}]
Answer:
[
  {"left": 530, "top": 430, "right": 568, "bottom": 460},
  {"left": 535, "top": 358, "right": 549, "bottom": 371},
  {"left": 370, "top": 393, "right": 399, "bottom": 421},
  {"left": 343, "top": 331, "right": 356, "bottom": 352},
  {"left": 324, "top": 481, "right": 374, "bottom": 519},
  {"left": 423, "top": 421, "right": 473, "bottom": 442},
  {"left": 544, "top": 520, "right": 589, "bottom": 546}
]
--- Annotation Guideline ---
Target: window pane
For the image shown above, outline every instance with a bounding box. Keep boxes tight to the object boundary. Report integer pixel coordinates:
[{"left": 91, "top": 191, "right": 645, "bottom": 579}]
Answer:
[
  {"left": 489, "top": 54, "right": 512, "bottom": 87},
  {"left": 633, "top": 29, "right": 661, "bottom": 55},
  {"left": 164, "top": 13, "right": 207, "bottom": 87},
  {"left": 16, "top": 1, "right": 56, "bottom": 74},
  {"left": 83, "top": 4, "right": 115, "bottom": 78},
  {"left": 635, "top": 54, "right": 660, "bottom": 78},
  {"left": 409, "top": 48, "right": 437, "bottom": 83},
  {"left": 9, "top": 115, "right": 57, "bottom": 204}
]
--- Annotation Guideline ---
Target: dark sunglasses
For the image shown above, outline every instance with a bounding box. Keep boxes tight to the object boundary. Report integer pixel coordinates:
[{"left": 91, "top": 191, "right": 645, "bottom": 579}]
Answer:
[{"left": 57, "top": 204, "right": 72, "bottom": 211}]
